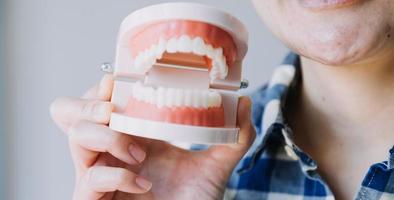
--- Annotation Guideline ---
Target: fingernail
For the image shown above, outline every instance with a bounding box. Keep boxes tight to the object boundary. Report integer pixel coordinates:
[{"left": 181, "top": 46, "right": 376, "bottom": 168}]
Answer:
[
  {"left": 128, "top": 144, "right": 146, "bottom": 163},
  {"left": 135, "top": 176, "right": 152, "bottom": 191}
]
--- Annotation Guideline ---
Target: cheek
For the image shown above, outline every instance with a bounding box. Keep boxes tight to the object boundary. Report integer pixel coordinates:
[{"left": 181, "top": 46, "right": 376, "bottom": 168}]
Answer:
[
  {"left": 258, "top": 0, "right": 394, "bottom": 65},
  {"left": 252, "top": 0, "right": 285, "bottom": 37}
]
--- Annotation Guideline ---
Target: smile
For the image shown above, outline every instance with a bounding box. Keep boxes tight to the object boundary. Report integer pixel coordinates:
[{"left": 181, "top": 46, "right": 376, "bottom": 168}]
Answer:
[{"left": 298, "top": 0, "right": 363, "bottom": 10}]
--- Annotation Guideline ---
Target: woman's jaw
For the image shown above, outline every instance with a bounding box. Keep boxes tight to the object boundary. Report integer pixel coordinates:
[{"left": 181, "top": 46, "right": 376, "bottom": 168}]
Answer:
[{"left": 252, "top": 0, "right": 394, "bottom": 67}]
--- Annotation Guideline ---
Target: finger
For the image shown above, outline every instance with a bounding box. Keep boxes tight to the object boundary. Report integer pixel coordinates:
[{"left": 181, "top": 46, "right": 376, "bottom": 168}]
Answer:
[
  {"left": 83, "top": 74, "right": 114, "bottom": 100},
  {"left": 49, "top": 74, "right": 114, "bottom": 132},
  {"left": 68, "top": 121, "right": 147, "bottom": 167},
  {"left": 235, "top": 96, "right": 256, "bottom": 149},
  {"left": 50, "top": 97, "right": 114, "bottom": 132},
  {"left": 203, "top": 96, "right": 256, "bottom": 166},
  {"left": 74, "top": 166, "right": 152, "bottom": 200}
]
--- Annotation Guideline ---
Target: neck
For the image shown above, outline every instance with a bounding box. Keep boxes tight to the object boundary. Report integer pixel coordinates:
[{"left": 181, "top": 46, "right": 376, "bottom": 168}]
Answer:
[
  {"left": 301, "top": 52, "right": 394, "bottom": 125},
  {"left": 289, "top": 49, "right": 394, "bottom": 150}
]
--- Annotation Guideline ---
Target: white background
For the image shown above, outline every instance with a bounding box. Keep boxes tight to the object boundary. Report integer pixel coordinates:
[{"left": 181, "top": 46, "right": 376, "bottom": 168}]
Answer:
[{"left": 3, "top": 0, "right": 288, "bottom": 199}]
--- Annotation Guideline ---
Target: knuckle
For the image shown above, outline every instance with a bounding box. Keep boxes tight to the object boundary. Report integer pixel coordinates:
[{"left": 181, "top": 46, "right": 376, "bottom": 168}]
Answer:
[
  {"left": 114, "top": 168, "right": 130, "bottom": 186},
  {"left": 80, "top": 100, "right": 101, "bottom": 118},
  {"left": 67, "top": 121, "right": 84, "bottom": 140},
  {"left": 80, "top": 100, "right": 98, "bottom": 116},
  {"left": 84, "top": 167, "right": 95, "bottom": 184},
  {"left": 109, "top": 132, "right": 125, "bottom": 147}
]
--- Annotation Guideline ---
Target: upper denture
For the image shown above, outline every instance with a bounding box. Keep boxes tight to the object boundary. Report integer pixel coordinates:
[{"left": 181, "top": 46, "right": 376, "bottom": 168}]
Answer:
[{"left": 129, "top": 20, "right": 237, "bottom": 80}]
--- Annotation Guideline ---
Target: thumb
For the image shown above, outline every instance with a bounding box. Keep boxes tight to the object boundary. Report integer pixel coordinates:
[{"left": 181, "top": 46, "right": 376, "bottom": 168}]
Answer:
[
  {"left": 236, "top": 96, "right": 255, "bottom": 149},
  {"left": 203, "top": 96, "right": 256, "bottom": 168}
]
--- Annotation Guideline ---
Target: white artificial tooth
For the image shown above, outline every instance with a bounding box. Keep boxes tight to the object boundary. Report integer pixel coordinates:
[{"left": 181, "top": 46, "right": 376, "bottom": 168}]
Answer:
[
  {"left": 147, "top": 87, "right": 155, "bottom": 104},
  {"left": 208, "top": 92, "right": 222, "bottom": 107},
  {"left": 150, "top": 89, "right": 157, "bottom": 105},
  {"left": 184, "top": 90, "right": 193, "bottom": 107},
  {"left": 218, "top": 57, "right": 228, "bottom": 79},
  {"left": 209, "top": 72, "right": 218, "bottom": 80},
  {"left": 140, "top": 50, "right": 150, "bottom": 70},
  {"left": 142, "top": 88, "right": 149, "bottom": 102},
  {"left": 166, "top": 38, "right": 178, "bottom": 53},
  {"left": 156, "top": 38, "right": 166, "bottom": 59},
  {"left": 201, "top": 91, "right": 208, "bottom": 108},
  {"left": 177, "top": 35, "right": 192, "bottom": 53},
  {"left": 213, "top": 48, "right": 224, "bottom": 60},
  {"left": 146, "top": 87, "right": 155, "bottom": 104},
  {"left": 206, "top": 44, "right": 215, "bottom": 59},
  {"left": 157, "top": 87, "right": 166, "bottom": 108},
  {"left": 138, "top": 86, "right": 145, "bottom": 101},
  {"left": 165, "top": 88, "right": 175, "bottom": 107},
  {"left": 207, "top": 92, "right": 215, "bottom": 107},
  {"left": 148, "top": 45, "right": 158, "bottom": 64},
  {"left": 192, "top": 37, "right": 206, "bottom": 56},
  {"left": 192, "top": 90, "right": 202, "bottom": 108},
  {"left": 210, "top": 60, "right": 222, "bottom": 79},
  {"left": 174, "top": 89, "right": 183, "bottom": 107},
  {"left": 138, "top": 85, "right": 145, "bottom": 101}
]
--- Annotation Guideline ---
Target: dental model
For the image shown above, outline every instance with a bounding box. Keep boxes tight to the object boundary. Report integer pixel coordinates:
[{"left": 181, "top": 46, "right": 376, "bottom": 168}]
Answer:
[{"left": 106, "top": 2, "right": 248, "bottom": 144}]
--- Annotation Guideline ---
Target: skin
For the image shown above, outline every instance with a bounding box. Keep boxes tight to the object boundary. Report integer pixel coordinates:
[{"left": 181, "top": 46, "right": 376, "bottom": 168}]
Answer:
[
  {"left": 50, "top": 0, "right": 394, "bottom": 199},
  {"left": 252, "top": 0, "right": 394, "bottom": 199},
  {"left": 50, "top": 74, "right": 255, "bottom": 200}
]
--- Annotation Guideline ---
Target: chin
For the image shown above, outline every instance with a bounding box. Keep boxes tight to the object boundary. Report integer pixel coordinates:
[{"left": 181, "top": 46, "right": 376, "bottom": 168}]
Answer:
[
  {"left": 289, "top": 27, "right": 384, "bottom": 66},
  {"left": 253, "top": 0, "right": 394, "bottom": 66}
]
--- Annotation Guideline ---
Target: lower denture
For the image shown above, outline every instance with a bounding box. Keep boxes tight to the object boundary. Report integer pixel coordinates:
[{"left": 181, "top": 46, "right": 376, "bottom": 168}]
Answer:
[{"left": 124, "top": 98, "right": 225, "bottom": 127}]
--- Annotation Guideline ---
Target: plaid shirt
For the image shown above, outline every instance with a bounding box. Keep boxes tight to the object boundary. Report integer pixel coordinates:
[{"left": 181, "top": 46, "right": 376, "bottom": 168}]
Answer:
[{"left": 224, "top": 53, "right": 394, "bottom": 200}]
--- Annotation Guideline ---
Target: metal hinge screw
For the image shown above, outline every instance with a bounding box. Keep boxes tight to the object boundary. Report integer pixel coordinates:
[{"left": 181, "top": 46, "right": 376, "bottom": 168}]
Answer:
[
  {"left": 100, "top": 62, "right": 114, "bottom": 73},
  {"left": 240, "top": 79, "right": 249, "bottom": 89}
]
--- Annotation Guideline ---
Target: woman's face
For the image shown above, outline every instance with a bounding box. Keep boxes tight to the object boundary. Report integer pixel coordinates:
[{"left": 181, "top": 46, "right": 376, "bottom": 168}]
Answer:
[{"left": 252, "top": 0, "right": 394, "bottom": 66}]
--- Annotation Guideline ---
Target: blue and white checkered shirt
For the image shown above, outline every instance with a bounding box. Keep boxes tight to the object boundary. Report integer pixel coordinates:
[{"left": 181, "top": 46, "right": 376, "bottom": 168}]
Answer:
[{"left": 225, "top": 53, "right": 394, "bottom": 200}]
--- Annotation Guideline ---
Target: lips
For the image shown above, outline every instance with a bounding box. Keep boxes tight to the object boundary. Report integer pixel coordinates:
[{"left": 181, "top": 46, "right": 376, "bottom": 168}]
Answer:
[{"left": 299, "top": 0, "right": 361, "bottom": 9}]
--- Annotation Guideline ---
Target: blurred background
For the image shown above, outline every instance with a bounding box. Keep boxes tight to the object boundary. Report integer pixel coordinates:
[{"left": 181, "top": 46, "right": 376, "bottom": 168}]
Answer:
[{"left": 2, "top": 0, "right": 288, "bottom": 199}]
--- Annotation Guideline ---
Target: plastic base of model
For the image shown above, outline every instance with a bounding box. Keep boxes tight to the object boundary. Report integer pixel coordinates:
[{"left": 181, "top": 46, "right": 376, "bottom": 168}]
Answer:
[{"left": 109, "top": 113, "right": 239, "bottom": 144}]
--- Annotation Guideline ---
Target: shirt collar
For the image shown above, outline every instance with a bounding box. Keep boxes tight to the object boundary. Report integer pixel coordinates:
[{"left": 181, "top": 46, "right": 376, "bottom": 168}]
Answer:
[{"left": 239, "top": 53, "right": 320, "bottom": 179}]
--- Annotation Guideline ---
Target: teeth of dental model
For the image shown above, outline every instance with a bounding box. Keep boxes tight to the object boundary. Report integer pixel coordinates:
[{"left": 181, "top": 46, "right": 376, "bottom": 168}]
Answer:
[
  {"left": 184, "top": 90, "right": 193, "bottom": 107},
  {"left": 192, "top": 37, "right": 206, "bottom": 56},
  {"left": 133, "top": 35, "right": 230, "bottom": 80},
  {"left": 132, "top": 82, "right": 222, "bottom": 109},
  {"left": 177, "top": 35, "right": 193, "bottom": 53},
  {"left": 156, "top": 38, "right": 166, "bottom": 59},
  {"left": 166, "top": 38, "right": 178, "bottom": 53},
  {"left": 157, "top": 87, "right": 166, "bottom": 108},
  {"left": 174, "top": 89, "right": 183, "bottom": 107}
]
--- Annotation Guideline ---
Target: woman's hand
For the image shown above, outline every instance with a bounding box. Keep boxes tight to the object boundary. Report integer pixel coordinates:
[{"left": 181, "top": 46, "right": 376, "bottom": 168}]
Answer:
[{"left": 50, "top": 75, "right": 255, "bottom": 200}]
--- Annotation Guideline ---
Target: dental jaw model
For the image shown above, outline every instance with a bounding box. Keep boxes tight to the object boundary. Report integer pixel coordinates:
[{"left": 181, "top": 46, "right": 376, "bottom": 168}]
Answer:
[{"left": 108, "top": 3, "right": 248, "bottom": 144}]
